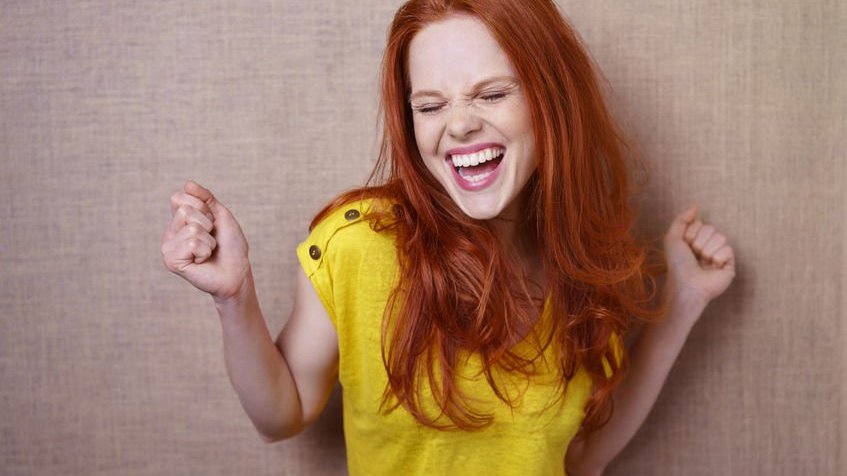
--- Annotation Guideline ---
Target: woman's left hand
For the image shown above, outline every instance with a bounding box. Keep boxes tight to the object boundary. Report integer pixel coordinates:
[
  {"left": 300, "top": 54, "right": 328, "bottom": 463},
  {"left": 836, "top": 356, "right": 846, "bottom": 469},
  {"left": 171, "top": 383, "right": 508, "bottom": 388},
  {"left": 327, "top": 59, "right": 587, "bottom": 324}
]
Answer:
[{"left": 663, "top": 205, "right": 736, "bottom": 306}]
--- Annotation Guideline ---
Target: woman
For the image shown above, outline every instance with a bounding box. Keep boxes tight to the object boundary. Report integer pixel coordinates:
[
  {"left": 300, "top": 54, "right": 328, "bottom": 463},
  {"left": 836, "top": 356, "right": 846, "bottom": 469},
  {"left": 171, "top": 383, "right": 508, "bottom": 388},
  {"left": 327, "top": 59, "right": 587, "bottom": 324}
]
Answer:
[{"left": 160, "top": 1, "right": 735, "bottom": 474}]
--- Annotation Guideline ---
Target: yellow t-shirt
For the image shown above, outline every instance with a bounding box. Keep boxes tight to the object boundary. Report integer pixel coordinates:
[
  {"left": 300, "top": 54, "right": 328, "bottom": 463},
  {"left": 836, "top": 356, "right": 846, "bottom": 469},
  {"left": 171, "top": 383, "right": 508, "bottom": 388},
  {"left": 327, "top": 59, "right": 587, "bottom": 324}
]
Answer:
[{"left": 297, "top": 200, "right": 596, "bottom": 476}]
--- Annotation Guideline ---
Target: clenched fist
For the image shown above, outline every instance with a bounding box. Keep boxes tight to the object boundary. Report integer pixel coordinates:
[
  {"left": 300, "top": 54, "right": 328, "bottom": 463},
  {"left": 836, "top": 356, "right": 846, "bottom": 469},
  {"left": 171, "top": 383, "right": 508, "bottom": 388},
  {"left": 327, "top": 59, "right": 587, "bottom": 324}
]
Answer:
[
  {"left": 160, "top": 180, "right": 251, "bottom": 303},
  {"left": 664, "top": 206, "right": 736, "bottom": 309}
]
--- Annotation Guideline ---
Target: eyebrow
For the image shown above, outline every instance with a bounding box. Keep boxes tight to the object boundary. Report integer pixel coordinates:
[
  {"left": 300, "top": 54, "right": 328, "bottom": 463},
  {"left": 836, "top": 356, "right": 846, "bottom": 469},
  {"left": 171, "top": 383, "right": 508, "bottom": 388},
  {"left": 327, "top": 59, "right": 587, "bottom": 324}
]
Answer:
[{"left": 408, "top": 75, "right": 518, "bottom": 102}]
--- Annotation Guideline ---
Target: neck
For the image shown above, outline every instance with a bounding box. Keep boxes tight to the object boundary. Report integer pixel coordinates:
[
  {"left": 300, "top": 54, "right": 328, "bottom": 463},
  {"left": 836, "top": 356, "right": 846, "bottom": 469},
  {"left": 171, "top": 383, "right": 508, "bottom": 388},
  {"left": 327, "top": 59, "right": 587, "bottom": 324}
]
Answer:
[{"left": 486, "top": 189, "right": 541, "bottom": 280}]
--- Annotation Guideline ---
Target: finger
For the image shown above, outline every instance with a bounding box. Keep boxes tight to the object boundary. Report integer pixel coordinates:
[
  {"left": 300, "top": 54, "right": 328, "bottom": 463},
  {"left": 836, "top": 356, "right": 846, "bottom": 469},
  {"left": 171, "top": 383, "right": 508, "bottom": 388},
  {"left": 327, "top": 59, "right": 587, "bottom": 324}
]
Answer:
[
  {"left": 162, "top": 222, "right": 217, "bottom": 255},
  {"left": 170, "top": 191, "right": 214, "bottom": 221},
  {"left": 162, "top": 224, "right": 218, "bottom": 252},
  {"left": 711, "top": 245, "right": 734, "bottom": 268},
  {"left": 168, "top": 204, "right": 214, "bottom": 235},
  {"left": 192, "top": 240, "right": 213, "bottom": 264},
  {"left": 700, "top": 232, "right": 727, "bottom": 260},
  {"left": 683, "top": 220, "right": 703, "bottom": 244},
  {"left": 665, "top": 205, "right": 698, "bottom": 241},
  {"left": 162, "top": 237, "right": 214, "bottom": 272},
  {"left": 184, "top": 181, "right": 240, "bottom": 233},
  {"left": 184, "top": 180, "right": 224, "bottom": 217},
  {"left": 691, "top": 224, "right": 715, "bottom": 255}
]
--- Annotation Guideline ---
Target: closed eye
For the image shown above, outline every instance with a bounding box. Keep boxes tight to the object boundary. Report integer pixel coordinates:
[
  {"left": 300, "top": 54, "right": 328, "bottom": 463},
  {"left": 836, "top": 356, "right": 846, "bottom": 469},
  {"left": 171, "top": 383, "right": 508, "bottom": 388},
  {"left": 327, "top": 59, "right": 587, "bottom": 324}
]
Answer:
[
  {"left": 480, "top": 92, "right": 507, "bottom": 102},
  {"left": 412, "top": 103, "right": 446, "bottom": 114}
]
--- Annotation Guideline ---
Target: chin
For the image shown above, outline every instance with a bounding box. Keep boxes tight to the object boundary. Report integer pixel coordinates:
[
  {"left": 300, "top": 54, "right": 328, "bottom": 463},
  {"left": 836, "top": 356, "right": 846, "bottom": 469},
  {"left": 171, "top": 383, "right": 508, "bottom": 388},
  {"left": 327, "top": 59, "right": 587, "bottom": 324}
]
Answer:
[{"left": 453, "top": 196, "right": 506, "bottom": 221}]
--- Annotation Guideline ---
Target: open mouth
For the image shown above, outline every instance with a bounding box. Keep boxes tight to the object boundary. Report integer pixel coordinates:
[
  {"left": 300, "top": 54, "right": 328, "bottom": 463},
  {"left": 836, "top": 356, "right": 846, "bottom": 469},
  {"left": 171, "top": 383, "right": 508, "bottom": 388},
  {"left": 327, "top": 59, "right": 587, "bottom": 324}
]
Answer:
[{"left": 448, "top": 146, "right": 505, "bottom": 188}]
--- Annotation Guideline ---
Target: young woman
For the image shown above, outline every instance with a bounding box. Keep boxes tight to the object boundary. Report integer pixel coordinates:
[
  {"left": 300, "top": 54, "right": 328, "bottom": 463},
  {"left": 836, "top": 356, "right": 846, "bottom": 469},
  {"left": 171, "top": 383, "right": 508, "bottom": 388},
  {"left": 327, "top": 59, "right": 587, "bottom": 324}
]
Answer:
[{"left": 160, "top": 1, "right": 735, "bottom": 474}]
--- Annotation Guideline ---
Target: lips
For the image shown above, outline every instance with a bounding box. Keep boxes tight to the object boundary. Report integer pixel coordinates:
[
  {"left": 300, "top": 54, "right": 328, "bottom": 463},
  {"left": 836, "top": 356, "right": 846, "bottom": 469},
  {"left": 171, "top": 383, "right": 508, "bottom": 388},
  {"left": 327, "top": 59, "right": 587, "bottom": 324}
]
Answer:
[{"left": 445, "top": 143, "right": 506, "bottom": 191}]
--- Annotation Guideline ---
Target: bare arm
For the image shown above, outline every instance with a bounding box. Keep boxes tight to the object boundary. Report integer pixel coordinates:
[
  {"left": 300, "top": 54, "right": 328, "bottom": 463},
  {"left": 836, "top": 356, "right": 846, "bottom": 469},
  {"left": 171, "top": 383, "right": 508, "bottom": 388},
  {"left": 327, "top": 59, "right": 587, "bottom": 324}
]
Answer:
[
  {"left": 162, "top": 180, "right": 338, "bottom": 442},
  {"left": 273, "top": 267, "right": 339, "bottom": 431},
  {"left": 566, "top": 206, "right": 736, "bottom": 475},
  {"left": 565, "top": 294, "right": 707, "bottom": 476},
  {"left": 215, "top": 267, "right": 339, "bottom": 441}
]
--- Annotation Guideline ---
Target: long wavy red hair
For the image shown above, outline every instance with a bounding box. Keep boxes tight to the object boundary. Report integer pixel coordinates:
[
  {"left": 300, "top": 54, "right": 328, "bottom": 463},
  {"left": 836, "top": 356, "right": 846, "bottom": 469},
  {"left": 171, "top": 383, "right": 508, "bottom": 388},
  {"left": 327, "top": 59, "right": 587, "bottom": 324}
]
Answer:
[{"left": 313, "top": 0, "right": 662, "bottom": 435}]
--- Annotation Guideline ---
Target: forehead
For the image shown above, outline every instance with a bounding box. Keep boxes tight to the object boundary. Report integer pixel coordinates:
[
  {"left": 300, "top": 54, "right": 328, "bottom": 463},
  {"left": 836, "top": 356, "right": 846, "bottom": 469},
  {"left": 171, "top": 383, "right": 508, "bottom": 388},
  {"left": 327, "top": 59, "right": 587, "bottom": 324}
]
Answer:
[{"left": 407, "top": 14, "right": 516, "bottom": 92}]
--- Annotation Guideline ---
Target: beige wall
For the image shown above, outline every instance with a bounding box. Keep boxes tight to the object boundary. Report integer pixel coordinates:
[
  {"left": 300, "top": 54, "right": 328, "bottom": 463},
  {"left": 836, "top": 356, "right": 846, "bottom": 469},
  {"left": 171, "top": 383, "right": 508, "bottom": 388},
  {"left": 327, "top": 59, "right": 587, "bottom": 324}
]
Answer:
[{"left": 0, "top": 1, "right": 843, "bottom": 474}]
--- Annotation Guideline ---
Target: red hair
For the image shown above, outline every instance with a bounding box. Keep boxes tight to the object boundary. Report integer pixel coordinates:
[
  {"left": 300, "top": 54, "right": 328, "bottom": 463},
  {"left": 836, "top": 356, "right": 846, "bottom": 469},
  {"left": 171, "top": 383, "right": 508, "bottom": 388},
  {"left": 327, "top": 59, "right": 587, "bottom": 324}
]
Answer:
[{"left": 313, "top": 0, "right": 662, "bottom": 435}]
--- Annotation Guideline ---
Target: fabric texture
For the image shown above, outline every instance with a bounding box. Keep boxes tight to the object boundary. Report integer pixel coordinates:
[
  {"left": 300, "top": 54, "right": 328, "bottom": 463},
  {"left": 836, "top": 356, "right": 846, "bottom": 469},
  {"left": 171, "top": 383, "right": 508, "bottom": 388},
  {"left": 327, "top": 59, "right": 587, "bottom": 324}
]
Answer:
[
  {"left": 1, "top": 1, "right": 843, "bottom": 475},
  {"left": 296, "top": 200, "right": 596, "bottom": 476}
]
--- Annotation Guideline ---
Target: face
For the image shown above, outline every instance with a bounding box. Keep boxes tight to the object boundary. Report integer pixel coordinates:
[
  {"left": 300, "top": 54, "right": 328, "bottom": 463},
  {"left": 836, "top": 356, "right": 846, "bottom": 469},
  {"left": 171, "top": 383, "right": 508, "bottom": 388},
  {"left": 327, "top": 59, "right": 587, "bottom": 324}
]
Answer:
[{"left": 407, "top": 14, "right": 537, "bottom": 221}]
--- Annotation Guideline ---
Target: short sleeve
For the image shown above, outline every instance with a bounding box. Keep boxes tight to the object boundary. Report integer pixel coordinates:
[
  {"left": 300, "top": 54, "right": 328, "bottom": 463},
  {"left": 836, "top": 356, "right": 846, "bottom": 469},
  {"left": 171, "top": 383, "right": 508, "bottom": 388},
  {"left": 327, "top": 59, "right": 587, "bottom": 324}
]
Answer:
[
  {"left": 296, "top": 202, "right": 371, "bottom": 327},
  {"left": 296, "top": 199, "right": 397, "bottom": 331}
]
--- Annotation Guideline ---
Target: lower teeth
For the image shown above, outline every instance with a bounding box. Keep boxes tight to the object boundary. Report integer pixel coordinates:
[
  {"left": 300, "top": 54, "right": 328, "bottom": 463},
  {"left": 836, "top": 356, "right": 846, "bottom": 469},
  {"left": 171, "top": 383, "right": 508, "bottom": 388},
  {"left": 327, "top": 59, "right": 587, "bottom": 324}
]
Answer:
[
  {"left": 454, "top": 155, "right": 502, "bottom": 183},
  {"left": 457, "top": 169, "right": 490, "bottom": 182}
]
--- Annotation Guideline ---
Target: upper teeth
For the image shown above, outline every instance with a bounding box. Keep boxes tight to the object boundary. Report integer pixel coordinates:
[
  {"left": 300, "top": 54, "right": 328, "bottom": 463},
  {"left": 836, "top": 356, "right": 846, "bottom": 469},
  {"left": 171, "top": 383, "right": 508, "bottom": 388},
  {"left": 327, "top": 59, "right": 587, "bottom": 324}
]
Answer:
[{"left": 450, "top": 147, "right": 504, "bottom": 168}]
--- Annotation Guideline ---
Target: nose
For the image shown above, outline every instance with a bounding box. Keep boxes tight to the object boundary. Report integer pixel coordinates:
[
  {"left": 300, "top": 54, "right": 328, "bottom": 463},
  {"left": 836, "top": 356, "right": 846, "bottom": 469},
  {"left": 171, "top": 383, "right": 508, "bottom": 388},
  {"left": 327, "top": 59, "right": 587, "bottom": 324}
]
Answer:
[{"left": 445, "top": 104, "right": 482, "bottom": 139}]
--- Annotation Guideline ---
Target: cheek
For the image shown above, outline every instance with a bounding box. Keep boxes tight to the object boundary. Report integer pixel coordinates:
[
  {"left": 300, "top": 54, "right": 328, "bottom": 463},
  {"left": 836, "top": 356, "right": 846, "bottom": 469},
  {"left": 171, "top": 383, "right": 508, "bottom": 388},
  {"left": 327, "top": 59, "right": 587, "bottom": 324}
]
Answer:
[
  {"left": 413, "top": 119, "right": 440, "bottom": 157},
  {"left": 412, "top": 120, "right": 441, "bottom": 177},
  {"left": 509, "top": 106, "right": 535, "bottom": 165},
  {"left": 512, "top": 107, "right": 533, "bottom": 138},
  {"left": 523, "top": 141, "right": 538, "bottom": 177}
]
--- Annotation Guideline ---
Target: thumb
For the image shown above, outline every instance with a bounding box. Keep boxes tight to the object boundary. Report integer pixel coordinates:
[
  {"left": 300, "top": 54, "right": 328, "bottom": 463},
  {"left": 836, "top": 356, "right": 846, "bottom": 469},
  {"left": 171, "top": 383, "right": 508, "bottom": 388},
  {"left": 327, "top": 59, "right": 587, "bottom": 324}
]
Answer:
[
  {"left": 183, "top": 181, "right": 244, "bottom": 250},
  {"left": 665, "top": 205, "right": 698, "bottom": 241},
  {"left": 184, "top": 180, "right": 226, "bottom": 217}
]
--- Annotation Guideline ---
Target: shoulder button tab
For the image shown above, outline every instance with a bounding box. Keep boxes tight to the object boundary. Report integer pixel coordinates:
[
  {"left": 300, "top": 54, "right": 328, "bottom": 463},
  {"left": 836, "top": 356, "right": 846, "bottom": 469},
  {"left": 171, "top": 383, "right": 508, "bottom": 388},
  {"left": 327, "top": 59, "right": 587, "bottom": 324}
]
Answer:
[
  {"left": 344, "top": 209, "right": 361, "bottom": 221},
  {"left": 308, "top": 245, "right": 322, "bottom": 260}
]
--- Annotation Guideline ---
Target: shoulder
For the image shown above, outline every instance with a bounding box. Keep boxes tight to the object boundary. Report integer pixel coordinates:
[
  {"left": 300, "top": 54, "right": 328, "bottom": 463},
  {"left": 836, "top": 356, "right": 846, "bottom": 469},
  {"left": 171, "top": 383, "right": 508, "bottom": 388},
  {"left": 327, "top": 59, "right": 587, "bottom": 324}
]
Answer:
[
  {"left": 297, "top": 198, "right": 397, "bottom": 278},
  {"left": 296, "top": 198, "right": 399, "bottom": 326}
]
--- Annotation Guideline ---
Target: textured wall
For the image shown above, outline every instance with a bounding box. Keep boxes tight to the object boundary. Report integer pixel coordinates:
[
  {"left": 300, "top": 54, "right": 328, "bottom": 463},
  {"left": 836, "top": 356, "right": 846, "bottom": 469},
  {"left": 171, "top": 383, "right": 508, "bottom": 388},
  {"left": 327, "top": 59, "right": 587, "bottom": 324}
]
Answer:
[{"left": 0, "top": 1, "right": 843, "bottom": 475}]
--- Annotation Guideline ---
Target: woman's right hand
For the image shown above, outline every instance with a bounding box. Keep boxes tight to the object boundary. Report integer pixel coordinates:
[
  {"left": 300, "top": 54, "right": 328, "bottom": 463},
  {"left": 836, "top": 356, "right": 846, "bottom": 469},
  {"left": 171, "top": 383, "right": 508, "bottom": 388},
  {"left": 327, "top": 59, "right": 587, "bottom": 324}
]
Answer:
[{"left": 161, "top": 180, "right": 252, "bottom": 303}]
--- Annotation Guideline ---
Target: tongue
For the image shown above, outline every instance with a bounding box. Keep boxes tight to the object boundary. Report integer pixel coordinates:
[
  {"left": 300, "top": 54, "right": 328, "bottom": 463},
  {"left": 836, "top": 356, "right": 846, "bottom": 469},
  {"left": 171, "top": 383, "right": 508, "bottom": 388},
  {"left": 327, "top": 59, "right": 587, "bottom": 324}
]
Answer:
[{"left": 458, "top": 157, "right": 502, "bottom": 178}]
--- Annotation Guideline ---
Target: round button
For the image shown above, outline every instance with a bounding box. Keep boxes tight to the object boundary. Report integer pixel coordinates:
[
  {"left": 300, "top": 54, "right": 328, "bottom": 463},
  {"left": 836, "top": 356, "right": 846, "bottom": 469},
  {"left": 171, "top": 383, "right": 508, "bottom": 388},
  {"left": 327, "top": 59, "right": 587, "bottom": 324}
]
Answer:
[
  {"left": 308, "top": 245, "right": 321, "bottom": 260},
  {"left": 344, "top": 209, "right": 360, "bottom": 221}
]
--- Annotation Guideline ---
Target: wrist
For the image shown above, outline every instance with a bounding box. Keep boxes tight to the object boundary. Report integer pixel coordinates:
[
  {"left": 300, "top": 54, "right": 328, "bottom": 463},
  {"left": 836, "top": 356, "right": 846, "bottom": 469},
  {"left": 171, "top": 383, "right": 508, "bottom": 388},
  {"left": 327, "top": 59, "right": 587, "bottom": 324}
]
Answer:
[
  {"left": 662, "top": 287, "right": 709, "bottom": 328},
  {"left": 213, "top": 267, "right": 256, "bottom": 311},
  {"left": 662, "top": 274, "right": 711, "bottom": 308},
  {"left": 671, "top": 286, "right": 710, "bottom": 310}
]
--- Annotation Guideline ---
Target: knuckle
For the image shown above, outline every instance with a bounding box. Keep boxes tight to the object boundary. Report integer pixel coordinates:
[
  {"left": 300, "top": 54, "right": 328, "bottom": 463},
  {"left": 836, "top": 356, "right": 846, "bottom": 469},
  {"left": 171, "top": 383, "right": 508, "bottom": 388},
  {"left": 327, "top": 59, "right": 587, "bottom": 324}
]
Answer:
[
  {"left": 170, "top": 192, "right": 181, "bottom": 205},
  {"left": 684, "top": 223, "right": 700, "bottom": 237}
]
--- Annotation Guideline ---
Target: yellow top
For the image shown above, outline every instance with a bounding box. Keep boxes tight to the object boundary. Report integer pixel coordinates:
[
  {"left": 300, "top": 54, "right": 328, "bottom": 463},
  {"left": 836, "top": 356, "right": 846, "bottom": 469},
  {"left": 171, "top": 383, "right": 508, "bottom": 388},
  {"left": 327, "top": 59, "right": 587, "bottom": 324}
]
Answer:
[{"left": 297, "top": 200, "right": 599, "bottom": 476}]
